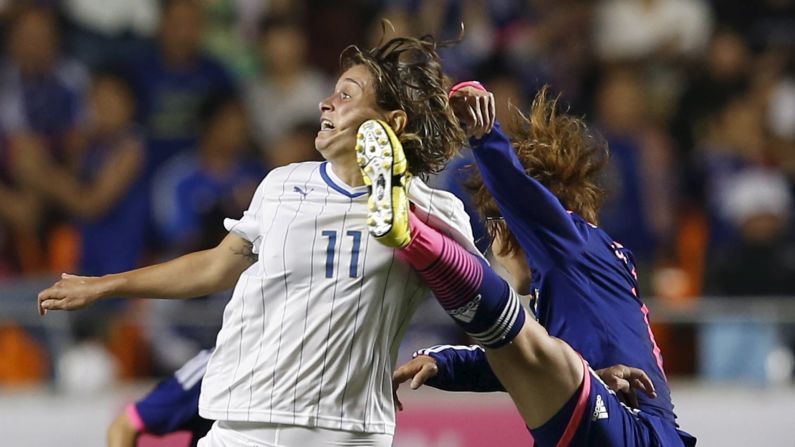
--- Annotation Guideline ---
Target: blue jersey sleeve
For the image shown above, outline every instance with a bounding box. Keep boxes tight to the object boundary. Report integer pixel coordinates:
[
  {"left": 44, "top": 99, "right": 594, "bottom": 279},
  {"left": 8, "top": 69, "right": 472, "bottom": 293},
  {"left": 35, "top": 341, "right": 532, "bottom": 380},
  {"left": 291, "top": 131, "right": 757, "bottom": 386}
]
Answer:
[
  {"left": 470, "top": 123, "right": 586, "bottom": 269},
  {"left": 134, "top": 350, "right": 212, "bottom": 437},
  {"left": 414, "top": 345, "right": 505, "bottom": 392}
]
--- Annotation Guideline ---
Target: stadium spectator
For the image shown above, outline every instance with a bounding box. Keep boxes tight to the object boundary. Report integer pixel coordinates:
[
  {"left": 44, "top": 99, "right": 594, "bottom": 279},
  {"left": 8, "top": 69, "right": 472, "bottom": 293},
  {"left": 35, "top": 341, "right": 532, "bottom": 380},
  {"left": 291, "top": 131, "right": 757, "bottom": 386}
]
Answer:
[
  {"left": 302, "top": 1, "right": 376, "bottom": 75},
  {"left": 61, "top": 0, "right": 158, "bottom": 68},
  {"left": 14, "top": 70, "right": 147, "bottom": 277},
  {"left": 128, "top": 0, "right": 235, "bottom": 173},
  {"left": 0, "top": 5, "right": 89, "bottom": 273},
  {"left": 147, "top": 93, "right": 262, "bottom": 370},
  {"left": 671, "top": 29, "right": 752, "bottom": 163},
  {"left": 0, "top": 5, "right": 88, "bottom": 161},
  {"left": 152, "top": 94, "right": 261, "bottom": 254},
  {"left": 244, "top": 15, "right": 330, "bottom": 157},
  {"left": 694, "top": 95, "right": 768, "bottom": 253},
  {"left": 12, "top": 70, "right": 147, "bottom": 388},
  {"left": 709, "top": 0, "right": 795, "bottom": 51},
  {"left": 701, "top": 168, "right": 795, "bottom": 382},
  {"left": 594, "top": 0, "right": 713, "bottom": 62},
  {"left": 594, "top": 69, "right": 676, "bottom": 273},
  {"left": 201, "top": 0, "right": 265, "bottom": 79},
  {"left": 707, "top": 168, "right": 795, "bottom": 297},
  {"left": 499, "top": 0, "right": 596, "bottom": 114},
  {"left": 399, "top": 0, "right": 497, "bottom": 79}
]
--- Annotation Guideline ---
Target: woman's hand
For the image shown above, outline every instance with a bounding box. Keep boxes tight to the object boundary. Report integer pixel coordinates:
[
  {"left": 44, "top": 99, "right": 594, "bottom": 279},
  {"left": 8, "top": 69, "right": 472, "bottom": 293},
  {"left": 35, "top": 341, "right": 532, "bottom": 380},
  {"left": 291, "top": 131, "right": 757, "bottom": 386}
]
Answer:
[
  {"left": 38, "top": 273, "right": 108, "bottom": 315},
  {"left": 595, "top": 364, "right": 657, "bottom": 408},
  {"left": 449, "top": 86, "right": 496, "bottom": 139}
]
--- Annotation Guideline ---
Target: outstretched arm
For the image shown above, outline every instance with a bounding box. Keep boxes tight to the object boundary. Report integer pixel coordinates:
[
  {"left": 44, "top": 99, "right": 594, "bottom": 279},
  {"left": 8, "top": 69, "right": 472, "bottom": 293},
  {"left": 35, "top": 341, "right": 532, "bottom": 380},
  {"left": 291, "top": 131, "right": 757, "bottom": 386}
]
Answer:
[
  {"left": 395, "top": 342, "right": 655, "bottom": 406},
  {"left": 38, "top": 233, "right": 256, "bottom": 314},
  {"left": 393, "top": 345, "right": 504, "bottom": 394}
]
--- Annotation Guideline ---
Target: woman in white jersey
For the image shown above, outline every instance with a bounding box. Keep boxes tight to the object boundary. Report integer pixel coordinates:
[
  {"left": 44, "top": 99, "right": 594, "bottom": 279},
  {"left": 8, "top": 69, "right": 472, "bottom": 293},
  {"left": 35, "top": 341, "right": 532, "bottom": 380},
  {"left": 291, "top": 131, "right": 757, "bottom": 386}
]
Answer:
[{"left": 37, "top": 35, "right": 477, "bottom": 447}]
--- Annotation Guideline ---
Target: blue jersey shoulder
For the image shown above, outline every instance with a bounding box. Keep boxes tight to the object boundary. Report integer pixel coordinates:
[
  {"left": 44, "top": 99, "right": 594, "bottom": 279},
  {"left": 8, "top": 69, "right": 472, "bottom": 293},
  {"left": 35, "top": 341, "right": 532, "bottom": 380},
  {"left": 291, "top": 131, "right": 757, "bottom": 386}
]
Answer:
[{"left": 134, "top": 350, "right": 212, "bottom": 438}]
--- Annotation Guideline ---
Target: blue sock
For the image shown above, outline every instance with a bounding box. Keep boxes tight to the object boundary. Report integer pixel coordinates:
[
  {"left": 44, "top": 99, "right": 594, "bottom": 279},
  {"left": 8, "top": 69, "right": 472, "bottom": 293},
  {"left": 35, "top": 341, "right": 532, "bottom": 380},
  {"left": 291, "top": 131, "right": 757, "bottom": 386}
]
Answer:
[{"left": 399, "top": 215, "right": 526, "bottom": 348}]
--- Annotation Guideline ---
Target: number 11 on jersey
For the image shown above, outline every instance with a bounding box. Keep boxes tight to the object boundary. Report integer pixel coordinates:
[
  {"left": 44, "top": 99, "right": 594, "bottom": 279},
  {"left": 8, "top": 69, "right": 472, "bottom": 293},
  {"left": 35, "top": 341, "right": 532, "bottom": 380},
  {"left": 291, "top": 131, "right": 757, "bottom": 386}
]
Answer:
[{"left": 322, "top": 230, "right": 362, "bottom": 278}]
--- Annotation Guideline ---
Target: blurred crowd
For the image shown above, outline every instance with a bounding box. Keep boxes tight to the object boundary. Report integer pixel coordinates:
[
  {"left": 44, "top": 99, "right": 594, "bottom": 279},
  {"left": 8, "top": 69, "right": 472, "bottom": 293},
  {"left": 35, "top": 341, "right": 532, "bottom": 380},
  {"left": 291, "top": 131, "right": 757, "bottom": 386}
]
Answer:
[{"left": 0, "top": 0, "right": 794, "bottom": 383}]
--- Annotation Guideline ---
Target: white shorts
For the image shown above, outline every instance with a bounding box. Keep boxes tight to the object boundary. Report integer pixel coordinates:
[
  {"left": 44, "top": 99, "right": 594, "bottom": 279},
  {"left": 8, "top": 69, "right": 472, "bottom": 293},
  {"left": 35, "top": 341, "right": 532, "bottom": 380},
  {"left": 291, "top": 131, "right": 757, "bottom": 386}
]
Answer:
[{"left": 197, "top": 421, "right": 393, "bottom": 447}]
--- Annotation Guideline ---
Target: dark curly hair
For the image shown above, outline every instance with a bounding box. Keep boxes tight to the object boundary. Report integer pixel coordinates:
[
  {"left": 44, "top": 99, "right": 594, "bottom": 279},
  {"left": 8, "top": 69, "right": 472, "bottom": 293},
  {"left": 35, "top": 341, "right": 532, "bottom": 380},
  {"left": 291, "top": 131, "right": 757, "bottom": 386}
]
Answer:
[
  {"left": 340, "top": 35, "right": 466, "bottom": 177},
  {"left": 470, "top": 87, "right": 609, "bottom": 257}
]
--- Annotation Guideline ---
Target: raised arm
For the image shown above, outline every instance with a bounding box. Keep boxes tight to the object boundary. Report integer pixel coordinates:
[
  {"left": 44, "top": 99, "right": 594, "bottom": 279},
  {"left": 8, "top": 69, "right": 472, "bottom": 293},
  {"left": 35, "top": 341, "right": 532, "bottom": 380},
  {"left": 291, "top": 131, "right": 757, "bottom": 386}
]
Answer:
[
  {"left": 38, "top": 233, "right": 256, "bottom": 315},
  {"left": 450, "top": 85, "right": 585, "bottom": 267}
]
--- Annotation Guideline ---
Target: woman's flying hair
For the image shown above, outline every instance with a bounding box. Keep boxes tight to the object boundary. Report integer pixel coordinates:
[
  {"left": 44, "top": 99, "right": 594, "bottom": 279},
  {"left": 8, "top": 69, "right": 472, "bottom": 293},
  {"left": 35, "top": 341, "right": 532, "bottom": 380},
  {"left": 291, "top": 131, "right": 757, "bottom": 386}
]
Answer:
[
  {"left": 470, "top": 87, "right": 610, "bottom": 257},
  {"left": 339, "top": 30, "right": 466, "bottom": 177}
]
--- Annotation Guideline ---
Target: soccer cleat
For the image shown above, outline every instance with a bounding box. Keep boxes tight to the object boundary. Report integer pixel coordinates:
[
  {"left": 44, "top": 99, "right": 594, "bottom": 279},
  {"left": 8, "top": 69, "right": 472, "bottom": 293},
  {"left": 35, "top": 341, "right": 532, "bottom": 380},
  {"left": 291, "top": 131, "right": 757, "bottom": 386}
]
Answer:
[{"left": 356, "top": 119, "right": 411, "bottom": 248}]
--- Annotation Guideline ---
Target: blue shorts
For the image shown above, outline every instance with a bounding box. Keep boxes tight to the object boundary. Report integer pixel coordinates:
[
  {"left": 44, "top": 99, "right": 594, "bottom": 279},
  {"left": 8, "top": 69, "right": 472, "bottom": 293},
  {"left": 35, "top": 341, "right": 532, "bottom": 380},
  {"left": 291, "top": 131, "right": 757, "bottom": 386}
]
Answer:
[
  {"left": 530, "top": 360, "right": 696, "bottom": 447},
  {"left": 129, "top": 350, "right": 213, "bottom": 446}
]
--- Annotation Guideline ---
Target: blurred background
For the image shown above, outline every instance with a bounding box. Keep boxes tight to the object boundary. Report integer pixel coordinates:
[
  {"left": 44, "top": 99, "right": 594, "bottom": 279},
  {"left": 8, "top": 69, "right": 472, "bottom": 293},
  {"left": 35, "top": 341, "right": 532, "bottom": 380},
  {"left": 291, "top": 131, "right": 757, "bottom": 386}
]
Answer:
[{"left": 0, "top": 0, "right": 794, "bottom": 445}]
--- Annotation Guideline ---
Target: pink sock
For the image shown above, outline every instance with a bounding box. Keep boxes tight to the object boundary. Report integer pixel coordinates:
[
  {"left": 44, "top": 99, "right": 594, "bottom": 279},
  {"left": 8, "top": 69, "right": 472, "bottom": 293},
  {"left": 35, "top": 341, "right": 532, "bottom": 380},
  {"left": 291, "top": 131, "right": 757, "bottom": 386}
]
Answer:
[
  {"left": 397, "top": 211, "right": 524, "bottom": 348},
  {"left": 397, "top": 212, "right": 449, "bottom": 270},
  {"left": 125, "top": 403, "right": 146, "bottom": 432},
  {"left": 398, "top": 212, "right": 484, "bottom": 309}
]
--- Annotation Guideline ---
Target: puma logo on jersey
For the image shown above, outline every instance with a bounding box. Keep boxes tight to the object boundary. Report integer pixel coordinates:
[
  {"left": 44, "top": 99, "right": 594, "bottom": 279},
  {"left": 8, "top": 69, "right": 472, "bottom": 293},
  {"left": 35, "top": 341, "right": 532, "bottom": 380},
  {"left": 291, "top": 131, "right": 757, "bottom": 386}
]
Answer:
[
  {"left": 593, "top": 394, "right": 609, "bottom": 421},
  {"left": 293, "top": 186, "right": 312, "bottom": 197},
  {"left": 448, "top": 294, "right": 481, "bottom": 323}
]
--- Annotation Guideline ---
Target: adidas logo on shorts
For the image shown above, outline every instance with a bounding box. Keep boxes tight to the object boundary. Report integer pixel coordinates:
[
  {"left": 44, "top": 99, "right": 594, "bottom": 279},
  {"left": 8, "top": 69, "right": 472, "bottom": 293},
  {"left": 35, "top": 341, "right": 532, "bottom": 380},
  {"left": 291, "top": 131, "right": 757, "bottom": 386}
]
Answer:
[{"left": 593, "top": 395, "right": 609, "bottom": 421}]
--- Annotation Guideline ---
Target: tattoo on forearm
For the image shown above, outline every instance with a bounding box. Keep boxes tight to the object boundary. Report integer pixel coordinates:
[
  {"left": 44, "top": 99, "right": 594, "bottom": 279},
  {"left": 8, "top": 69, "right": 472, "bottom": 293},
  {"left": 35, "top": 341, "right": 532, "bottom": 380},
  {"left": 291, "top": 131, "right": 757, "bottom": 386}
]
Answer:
[{"left": 232, "top": 240, "right": 257, "bottom": 263}]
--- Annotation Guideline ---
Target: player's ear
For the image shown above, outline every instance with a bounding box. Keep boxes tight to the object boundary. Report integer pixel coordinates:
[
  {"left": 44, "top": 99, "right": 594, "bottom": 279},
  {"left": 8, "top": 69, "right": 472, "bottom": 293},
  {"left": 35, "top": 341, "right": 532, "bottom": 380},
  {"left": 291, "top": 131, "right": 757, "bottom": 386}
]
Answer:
[{"left": 385, "top": 110, "right": 407, "bottom": 134}]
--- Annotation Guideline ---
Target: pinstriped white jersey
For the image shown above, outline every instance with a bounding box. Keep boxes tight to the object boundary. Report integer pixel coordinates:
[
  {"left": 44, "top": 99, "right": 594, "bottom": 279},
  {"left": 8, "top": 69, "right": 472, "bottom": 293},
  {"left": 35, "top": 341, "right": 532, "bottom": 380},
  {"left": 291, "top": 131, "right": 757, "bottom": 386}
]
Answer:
[{"left": 199, "top": 161, "right": 477, "bottom": 435}]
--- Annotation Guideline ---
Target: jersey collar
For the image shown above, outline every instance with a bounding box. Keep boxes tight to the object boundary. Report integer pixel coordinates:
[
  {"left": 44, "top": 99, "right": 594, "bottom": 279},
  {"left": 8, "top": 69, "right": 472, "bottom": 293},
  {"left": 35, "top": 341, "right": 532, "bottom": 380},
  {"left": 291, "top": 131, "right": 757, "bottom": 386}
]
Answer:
[{"left": 320, "top": 162, "right": 368, "bottom": 198}]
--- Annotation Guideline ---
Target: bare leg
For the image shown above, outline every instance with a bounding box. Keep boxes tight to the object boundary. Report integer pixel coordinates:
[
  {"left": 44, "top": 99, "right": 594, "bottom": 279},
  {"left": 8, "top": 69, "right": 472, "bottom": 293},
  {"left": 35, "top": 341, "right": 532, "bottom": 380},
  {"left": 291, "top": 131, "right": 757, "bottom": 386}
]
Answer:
[
  {"left": 399, "top": 212, "right": 584, "bottom": 428},
  {"left": 486, "top": 322, "right": 584, "bottom": 428}
]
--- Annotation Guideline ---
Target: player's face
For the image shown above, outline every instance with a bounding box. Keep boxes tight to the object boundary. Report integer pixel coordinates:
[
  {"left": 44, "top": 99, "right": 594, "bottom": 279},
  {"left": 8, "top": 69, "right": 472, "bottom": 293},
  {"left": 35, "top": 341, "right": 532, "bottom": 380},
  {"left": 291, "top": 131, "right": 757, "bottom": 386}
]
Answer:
[
  {"left": 316, "top": 64, "right": 386, "bottom": 162},
  {"left": 492, "top": 232, "right": 532, "bottom": 295}
]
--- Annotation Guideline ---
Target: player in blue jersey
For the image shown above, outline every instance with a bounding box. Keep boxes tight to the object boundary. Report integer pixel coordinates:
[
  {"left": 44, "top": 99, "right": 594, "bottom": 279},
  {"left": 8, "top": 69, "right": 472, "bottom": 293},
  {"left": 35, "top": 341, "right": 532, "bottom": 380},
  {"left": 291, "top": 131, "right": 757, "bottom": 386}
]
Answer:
[
  {"left": 108, "top": 350, "right": 213, "bottom": 447},
  {"left": 359, "top": 82, "right": 695, "bottom": 446}
]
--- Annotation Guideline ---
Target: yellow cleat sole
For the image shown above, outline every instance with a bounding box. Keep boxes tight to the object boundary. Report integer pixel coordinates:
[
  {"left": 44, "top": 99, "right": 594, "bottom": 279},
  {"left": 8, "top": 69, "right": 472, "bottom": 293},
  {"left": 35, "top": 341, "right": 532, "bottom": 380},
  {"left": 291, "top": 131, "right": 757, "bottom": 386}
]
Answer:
[{"left": 356, "top": 120, "right": 410, "bottom": 248}]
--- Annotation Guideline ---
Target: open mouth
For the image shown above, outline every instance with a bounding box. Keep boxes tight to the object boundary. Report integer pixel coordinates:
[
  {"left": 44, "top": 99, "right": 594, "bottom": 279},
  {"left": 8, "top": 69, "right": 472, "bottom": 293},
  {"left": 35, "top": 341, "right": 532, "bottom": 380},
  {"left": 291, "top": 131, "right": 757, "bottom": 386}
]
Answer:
[{"left": 320, "top": 119, "right": 335, "bottom": 132}]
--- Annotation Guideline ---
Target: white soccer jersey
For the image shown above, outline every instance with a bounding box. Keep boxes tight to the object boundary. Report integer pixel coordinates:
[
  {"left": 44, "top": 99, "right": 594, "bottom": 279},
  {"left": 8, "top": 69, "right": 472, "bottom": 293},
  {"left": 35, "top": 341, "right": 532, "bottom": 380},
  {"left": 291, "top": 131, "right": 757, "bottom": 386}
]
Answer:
[{"left": 199, "top": 161, "right": 477, "bottom": 435}]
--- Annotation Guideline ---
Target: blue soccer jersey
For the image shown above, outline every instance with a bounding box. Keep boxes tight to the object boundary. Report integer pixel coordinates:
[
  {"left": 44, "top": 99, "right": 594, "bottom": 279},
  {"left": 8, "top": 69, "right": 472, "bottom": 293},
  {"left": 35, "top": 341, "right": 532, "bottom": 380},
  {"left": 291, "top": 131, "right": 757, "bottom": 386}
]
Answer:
[
  {"left": 420, "top": 123, "right": 692, "bottom": 444},
  {"left": 129, "top": 350, "right": 212, "bottom": 445}
]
